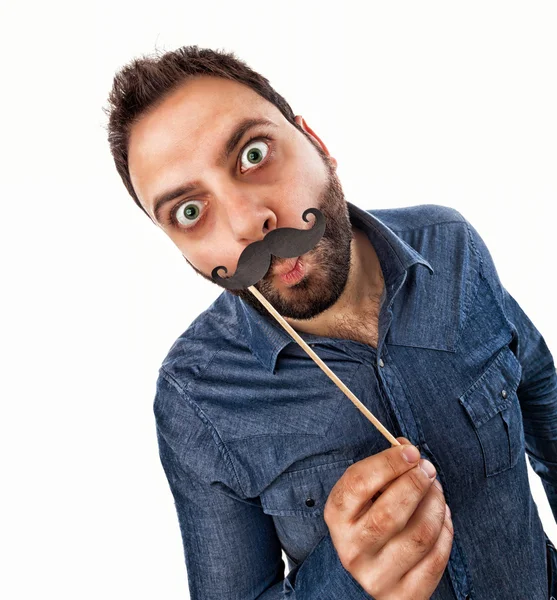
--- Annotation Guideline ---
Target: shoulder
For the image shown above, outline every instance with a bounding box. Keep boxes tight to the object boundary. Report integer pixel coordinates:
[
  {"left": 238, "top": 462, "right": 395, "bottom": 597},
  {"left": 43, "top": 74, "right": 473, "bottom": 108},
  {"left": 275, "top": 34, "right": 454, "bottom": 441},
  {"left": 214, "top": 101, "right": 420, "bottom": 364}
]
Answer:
[
  {"left": 153, "top": 293, "right": 245, "bottom": 491},
  {"left": 374, "top": 203, "right": 500, "bottom": 283},
  {"left": 368, "top": 203, "right": 467, "bottom": 232},
  {"left": 369, "top": 203, "right": 491, "bottom": 277},
  {"left": 158, "top": 290, "right": 242, "bottom": 391},
  {"left": 153, "top": 292, "right": 242, "bottom": 441}
]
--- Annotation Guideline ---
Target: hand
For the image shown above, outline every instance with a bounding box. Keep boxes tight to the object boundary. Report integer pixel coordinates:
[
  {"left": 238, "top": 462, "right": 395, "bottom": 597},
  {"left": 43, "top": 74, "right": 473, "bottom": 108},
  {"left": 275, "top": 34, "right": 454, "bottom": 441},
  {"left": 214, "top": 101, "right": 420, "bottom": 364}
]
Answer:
[{"left": 323, "top": 437, "right": 453, "bottom": 599}]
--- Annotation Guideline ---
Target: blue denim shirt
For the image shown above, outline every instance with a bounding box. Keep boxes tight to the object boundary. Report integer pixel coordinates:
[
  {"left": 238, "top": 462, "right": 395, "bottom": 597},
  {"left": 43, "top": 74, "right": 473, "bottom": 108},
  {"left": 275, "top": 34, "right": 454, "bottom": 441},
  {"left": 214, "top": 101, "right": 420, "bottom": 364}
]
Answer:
[{"left": 154, "top": 202, "right": 557, "bottom": 599}]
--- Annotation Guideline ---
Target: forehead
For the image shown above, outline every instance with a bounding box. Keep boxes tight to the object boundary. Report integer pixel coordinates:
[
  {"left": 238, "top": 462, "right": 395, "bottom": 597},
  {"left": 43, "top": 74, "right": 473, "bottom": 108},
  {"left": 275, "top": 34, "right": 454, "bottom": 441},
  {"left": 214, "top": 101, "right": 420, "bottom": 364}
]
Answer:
[{"left": 127, "top": 76, "right": 287, "bottom": 216}]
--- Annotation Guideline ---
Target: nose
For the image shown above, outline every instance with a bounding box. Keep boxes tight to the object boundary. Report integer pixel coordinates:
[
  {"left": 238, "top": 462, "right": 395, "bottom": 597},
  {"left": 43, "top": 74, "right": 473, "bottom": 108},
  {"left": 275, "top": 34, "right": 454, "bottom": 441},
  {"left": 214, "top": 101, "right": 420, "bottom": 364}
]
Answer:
[{"left": 220, "top": 190, "right": 276, "bottom": 242}]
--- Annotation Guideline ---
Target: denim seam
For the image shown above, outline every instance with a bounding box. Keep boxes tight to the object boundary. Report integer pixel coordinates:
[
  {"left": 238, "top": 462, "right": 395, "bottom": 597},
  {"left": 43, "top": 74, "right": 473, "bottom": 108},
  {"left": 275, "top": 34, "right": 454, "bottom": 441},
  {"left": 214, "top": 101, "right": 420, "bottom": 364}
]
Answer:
[
  {"left": 380, "top": 344, "right": 426, "bottom": 445},
  {"left": 374, "top": 354, "right": 410, "bottom": 442},
  {"left": 389, "top": 218, "right": 469, "bottom": 234},
  {"left": 454, "top": 223, "right": 482, "bottom": 343},
  {"left": 159, "top": 365, "right": 248, "bottom": 497},
  {"left": 227, "top": 432, "right": 327, "bottom": 443},
  {"left": 464, "top": 221, "right": 507, "bottom": 313},
  {"left": 464, "top": 222, "right": 484, "bottom": 272},
  {"left": 458, "top": 222, "right": 520, "bottom": 366}
]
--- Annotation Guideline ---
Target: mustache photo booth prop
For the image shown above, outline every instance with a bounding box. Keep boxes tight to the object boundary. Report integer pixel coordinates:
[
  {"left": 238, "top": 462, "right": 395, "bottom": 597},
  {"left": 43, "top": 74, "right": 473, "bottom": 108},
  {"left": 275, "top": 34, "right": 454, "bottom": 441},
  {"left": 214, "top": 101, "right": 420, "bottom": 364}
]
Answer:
[
  {"left": 211, "top": 207, "right": 326, "bottom": 290},
  {"left": 210, "top": 207, "right": 401, "bottom": 447}
]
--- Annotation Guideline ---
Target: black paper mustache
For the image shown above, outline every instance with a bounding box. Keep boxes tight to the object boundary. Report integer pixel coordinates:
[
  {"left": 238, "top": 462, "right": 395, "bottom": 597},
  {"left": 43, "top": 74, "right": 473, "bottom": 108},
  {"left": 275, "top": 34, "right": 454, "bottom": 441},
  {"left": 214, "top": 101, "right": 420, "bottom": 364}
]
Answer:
[{"left": 211, "top": 207, "right": 326, "bottom": 290}]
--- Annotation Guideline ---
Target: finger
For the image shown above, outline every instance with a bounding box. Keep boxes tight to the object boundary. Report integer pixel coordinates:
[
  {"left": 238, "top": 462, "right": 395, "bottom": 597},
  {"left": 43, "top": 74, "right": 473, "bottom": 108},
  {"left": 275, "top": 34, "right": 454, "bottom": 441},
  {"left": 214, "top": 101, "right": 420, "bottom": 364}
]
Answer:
[
  {"left": 397, "top": 505, "right": 454, "bottom": 595},
  {"left": 373, "top": 471, "right": 447, "bottom": 584},
  {"left": 368, "top": 439, "right": 415, "bottom": 501},
  {"left": 325, "top": 441, "right": 423, "bottom": 525},
  {"left": 351, "top": 457, "right": 438, "bottom": 558},
  {"left": 384, "top": 437, "right": 415, "bottom": 494}
]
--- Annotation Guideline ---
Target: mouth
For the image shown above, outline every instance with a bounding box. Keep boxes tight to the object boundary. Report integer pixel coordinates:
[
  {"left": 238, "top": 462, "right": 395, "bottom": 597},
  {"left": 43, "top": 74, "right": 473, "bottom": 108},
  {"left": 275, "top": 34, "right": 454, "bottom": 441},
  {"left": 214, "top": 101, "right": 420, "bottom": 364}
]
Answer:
[
  {"left": 272, "top": 256, "right": 299, "bottom": 276},
  {"left": 275, "top": 256, "right": 306, "bottom": 285}
]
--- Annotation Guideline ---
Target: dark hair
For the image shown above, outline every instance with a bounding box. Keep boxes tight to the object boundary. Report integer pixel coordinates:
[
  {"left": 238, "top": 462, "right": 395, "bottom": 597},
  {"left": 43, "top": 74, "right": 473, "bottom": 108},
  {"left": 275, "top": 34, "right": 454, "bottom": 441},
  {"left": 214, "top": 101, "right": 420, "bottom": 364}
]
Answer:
[{"left": 103, "top": 45, "right": 313, "bottom": 219}]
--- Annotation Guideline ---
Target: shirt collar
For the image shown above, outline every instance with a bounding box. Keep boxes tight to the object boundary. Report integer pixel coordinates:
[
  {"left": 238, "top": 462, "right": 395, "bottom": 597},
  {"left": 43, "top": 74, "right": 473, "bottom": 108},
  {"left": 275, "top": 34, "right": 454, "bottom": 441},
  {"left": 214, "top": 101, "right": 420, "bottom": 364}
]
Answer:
[{"left": 230, "top": 201, "right": 433, "bottom": 374}]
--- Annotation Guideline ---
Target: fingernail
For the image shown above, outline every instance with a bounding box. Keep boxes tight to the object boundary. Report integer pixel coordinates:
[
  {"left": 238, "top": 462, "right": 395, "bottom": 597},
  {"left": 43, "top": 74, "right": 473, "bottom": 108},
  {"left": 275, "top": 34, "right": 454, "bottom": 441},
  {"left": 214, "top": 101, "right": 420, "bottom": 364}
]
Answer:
[
  {"left": 445, "top": 504, "right": 452, "bottom": 518},
  {"left": 402, "top": 445, "right": 421, "bottom": 463},
  {"left": 419, "top": 458, "right": 437, "bottom": 478},
  {"left": 433, "top": 479, "right": 443, "bottom": 492}
]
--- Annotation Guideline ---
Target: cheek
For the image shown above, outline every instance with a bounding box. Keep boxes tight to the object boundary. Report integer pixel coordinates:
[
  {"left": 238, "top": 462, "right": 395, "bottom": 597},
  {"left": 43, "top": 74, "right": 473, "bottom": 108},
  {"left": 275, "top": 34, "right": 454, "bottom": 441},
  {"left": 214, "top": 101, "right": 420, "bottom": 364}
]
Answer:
[
  {"left": 280, "top": 144, "right": 327, "bottom": 196},
  {"left": 180, "top": 235, "right": 241, "bottom": 277}
]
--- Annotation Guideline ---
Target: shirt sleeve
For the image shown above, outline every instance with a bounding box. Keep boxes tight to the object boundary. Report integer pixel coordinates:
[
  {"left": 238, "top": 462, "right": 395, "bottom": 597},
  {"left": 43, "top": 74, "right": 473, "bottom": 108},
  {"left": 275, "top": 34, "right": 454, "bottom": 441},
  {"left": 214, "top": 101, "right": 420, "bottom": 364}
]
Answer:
[
  {"left": 464, "top": 214, "right": 557, "bottom": 523},
  {"left": 502, "top": 290, "right": 557, "bottom": 522},
  {"left": 154, "top": 370, "right": 374, "bottom": 600}
]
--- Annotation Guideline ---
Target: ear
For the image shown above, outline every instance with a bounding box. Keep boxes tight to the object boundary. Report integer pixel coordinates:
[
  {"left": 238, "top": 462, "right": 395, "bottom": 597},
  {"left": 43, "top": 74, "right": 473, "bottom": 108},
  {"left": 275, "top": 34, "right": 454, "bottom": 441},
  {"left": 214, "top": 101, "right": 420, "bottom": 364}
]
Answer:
[{"left": 294, "top": 115, "right": 338, "bottom": 170}]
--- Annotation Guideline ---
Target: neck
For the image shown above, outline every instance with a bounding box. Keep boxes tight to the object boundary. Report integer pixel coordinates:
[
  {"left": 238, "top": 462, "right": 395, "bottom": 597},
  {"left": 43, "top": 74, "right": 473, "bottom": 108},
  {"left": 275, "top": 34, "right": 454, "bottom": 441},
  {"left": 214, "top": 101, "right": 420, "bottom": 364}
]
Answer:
[{"left": 284, "top": 225, "right": 385, "bottom": 338}]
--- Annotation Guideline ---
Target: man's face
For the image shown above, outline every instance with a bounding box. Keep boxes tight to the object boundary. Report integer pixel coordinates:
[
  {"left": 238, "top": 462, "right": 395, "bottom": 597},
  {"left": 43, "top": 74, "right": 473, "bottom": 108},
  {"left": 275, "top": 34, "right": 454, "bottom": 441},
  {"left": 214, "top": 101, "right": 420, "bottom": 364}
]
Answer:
[{"left": 128, "top": 75, "right": 353, "bottom": 320}]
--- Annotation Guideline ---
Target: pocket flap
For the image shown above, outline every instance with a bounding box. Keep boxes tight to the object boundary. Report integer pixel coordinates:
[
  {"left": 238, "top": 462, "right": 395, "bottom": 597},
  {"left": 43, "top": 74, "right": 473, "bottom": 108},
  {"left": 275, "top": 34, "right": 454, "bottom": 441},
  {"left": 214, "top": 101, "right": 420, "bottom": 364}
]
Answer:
[
  {"left": 459, "top": 346, "right": 522, "bottom": 427},
  {"left": 260, "top": 458, "right": 355, "bottom": 517}
]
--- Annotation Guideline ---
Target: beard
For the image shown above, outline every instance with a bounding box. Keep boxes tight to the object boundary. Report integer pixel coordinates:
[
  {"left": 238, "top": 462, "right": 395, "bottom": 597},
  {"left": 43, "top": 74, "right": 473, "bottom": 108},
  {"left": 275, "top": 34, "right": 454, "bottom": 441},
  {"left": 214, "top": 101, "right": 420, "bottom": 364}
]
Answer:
[{"left": 184, "top": 156, "right": 354, "bottom": 321}]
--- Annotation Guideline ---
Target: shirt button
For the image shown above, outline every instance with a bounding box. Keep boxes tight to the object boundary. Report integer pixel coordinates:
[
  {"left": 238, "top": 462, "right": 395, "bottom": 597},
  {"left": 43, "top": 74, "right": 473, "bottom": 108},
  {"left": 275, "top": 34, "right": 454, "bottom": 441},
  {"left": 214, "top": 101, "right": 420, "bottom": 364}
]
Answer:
[
  {"left": 305, "top": 498, "right": 315, "bottom": 507},
  {"left": 379, "top": 358, "right": 385, "bottom": 368},
  {"left": 501, "top": 389, "right": 508, "bottom": 399}
]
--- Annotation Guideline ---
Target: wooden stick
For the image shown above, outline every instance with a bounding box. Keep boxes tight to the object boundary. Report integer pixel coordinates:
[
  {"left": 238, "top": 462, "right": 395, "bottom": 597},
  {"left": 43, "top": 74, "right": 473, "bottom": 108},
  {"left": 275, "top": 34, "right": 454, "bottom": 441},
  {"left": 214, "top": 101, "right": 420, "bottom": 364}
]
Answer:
[{"left": 248, "top": 285, "right": 401, "bottom": 447}]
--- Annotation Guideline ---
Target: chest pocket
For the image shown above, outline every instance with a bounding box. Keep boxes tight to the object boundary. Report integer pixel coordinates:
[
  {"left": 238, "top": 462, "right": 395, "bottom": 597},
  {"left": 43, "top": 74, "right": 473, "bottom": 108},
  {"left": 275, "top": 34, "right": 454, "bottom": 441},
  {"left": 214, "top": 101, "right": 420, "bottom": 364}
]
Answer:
[
  {"left": 458, "top": 345, "right": 524, "bottom": 478},
  {"left": 259, "top": 458, "right": 355, "bottom": 564}
]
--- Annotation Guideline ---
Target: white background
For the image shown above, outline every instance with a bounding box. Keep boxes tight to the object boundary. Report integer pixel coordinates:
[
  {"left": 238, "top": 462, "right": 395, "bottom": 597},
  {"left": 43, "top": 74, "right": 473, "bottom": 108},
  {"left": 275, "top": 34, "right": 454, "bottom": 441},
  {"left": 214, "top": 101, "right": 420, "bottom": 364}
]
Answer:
[{"left": 1, "top": 1, "right": 556, "bottom": 598}]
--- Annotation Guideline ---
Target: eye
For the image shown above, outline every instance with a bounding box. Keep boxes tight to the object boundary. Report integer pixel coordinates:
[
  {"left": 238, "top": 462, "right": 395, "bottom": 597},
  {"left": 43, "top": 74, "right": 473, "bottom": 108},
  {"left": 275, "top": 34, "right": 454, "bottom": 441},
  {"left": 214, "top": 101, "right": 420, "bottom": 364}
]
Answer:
[
  {"left": 239, "top": 139, "right": 270, "bottom": 173},
  {"left": 173, "top": 199, "right": 205, "bottom": 229}
]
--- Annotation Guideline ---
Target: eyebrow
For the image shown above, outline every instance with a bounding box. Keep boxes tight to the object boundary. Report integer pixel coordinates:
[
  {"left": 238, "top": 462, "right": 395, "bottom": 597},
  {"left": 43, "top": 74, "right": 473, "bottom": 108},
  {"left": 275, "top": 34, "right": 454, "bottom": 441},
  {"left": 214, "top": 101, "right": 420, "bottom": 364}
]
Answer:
[{"left": 151, "top": 117, "right": 278, "bottom": 224}]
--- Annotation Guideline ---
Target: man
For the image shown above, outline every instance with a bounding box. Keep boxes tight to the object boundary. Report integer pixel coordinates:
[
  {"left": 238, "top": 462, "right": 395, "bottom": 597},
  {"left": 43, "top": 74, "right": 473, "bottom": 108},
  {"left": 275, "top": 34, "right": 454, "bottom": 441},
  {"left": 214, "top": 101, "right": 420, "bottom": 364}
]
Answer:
[{"left": 105, "top": 45, "right": 557, "bottom": 599}]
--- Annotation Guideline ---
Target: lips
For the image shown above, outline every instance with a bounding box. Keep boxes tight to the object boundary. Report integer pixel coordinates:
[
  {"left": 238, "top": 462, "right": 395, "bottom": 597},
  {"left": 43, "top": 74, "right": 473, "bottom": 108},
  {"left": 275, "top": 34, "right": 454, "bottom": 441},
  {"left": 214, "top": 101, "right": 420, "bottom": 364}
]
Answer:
[
  {"left": 272, "top": 257, "right": 300, "bottom": 276},
  {"left": 278, "top": 258, "right": 305, "bottom": 285}
]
